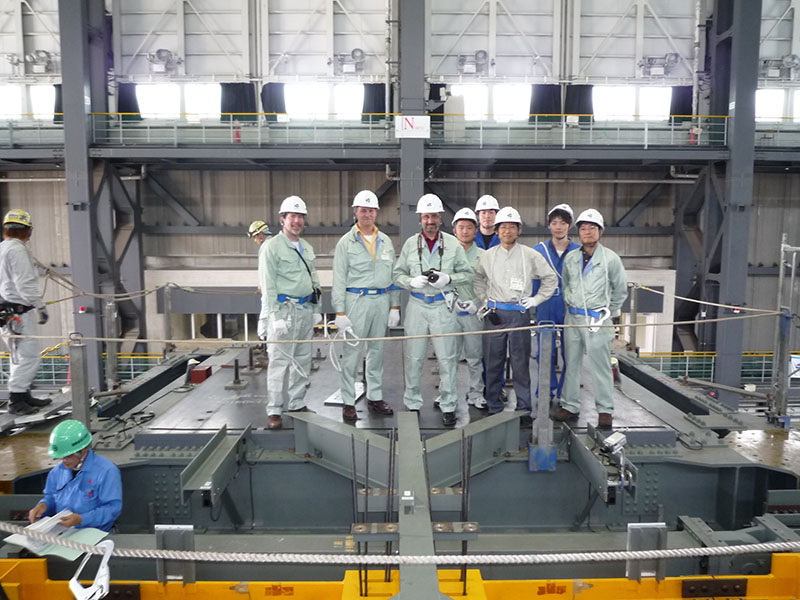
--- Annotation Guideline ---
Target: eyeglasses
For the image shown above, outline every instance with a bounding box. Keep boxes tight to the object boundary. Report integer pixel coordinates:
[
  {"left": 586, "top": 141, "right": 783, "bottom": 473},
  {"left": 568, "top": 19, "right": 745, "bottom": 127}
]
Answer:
[{"left": 578, "top": 224, "right": 599, "bottom": 231}]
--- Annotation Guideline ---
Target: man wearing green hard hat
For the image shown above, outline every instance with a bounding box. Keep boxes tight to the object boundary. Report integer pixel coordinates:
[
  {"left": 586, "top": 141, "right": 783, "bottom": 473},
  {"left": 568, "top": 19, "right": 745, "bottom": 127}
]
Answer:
[{"left": 27, "top": 420, "right": 122, "bottom": 532}]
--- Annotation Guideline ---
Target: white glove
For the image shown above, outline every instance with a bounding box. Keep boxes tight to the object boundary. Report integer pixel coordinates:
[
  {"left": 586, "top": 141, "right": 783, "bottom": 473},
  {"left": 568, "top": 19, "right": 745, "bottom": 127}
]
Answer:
[
  {"left": 271, "top": 319, "right": 289, "bottom": 337},
  {"left": 257, "top": 317, "right": 268, "bottom": 340},
  {"left": 387, "top": 307, "right": 400, "bottom": 327},
  {"left": 334, "top": 314, "right": 353, "bottom": 331},
  {"left": 410, "top": 274, "right": 429, "bottom": 289},
  {"left": 456, "top": 300, "right": 478, "bottom": 315},
  {"left": 429, "top": 271, "right": 451, "bottom": 289},
  {"left": 313, "top": 313, "right": 323, "bottom": 326},
  {"left": 520, "top": 296, "right": 541, "bottom": 310},
  {"left": 477, "top": 304, "right": 491, "bottom": 321}
]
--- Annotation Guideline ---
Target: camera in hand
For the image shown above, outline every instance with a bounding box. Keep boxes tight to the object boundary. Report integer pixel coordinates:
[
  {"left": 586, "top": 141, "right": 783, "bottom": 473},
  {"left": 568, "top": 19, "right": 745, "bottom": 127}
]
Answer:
[
  {"left": 486, "top": 310, "right": 501, "bottom": 325},
  {"left": 421, "top": 269, "right": 440, "bottom": 284},
  {"left": 311, "top": 287, "right": 322, "bottom": 304}
]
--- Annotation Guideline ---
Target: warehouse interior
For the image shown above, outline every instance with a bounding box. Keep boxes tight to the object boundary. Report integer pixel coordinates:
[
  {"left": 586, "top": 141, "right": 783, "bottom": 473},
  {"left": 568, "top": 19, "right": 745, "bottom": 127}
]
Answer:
[{"left": 0, "top": 0, "right": 799, "bottom": 598}]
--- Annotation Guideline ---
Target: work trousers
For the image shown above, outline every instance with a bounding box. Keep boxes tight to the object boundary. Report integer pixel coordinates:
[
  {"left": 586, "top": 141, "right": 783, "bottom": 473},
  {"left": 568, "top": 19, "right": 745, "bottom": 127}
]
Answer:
[
  {"left": 4, "top": 311, "right": 40, "bottom": 393},
  {"left": 266, "top": 302, "right": 314, "bottom": 416},
  {"left": 339, "top": 292, "right": 390, "bottom": 406},
  {"left": 455, "top": 312, "right": 484, "bottom": 401},
  {"left": 482, "top": 309, "right": 532, "bottom": 414},
  {"left": 560, "top": 312, "right": 615, "bottom": 415}
]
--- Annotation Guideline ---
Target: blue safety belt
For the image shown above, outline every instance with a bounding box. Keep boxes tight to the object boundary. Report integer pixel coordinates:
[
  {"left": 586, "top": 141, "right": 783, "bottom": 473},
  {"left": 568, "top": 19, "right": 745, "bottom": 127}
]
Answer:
[
  {"left": 488, "top": 300, "right": 527, "bottom": 312},
  {"left": 278, "top": 293, "right": 314, "bottom": 305},
  {"left": 347, "top": 287, "right": 388, "bottom": 295},
  {"left": 568, "top": 306, "right": 604, "bottom": 319},
  {"left": 457, "top": 311, "right": 470, "bottom": 317},
  {"left": 410, "top": 292, "right": 445, "bottom": 303}
]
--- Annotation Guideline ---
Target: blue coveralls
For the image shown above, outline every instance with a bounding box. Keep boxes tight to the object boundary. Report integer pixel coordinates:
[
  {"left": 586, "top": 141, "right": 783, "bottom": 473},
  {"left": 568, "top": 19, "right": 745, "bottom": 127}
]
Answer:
[
  {"left": 474, "top": 232, "right": 500, "bottom": 250},
  {"left": 39, "top": 450, "right": 122, "bottom": 532},
  {"left": 533, "top": 239, "right": 580, "bottom": 402}
]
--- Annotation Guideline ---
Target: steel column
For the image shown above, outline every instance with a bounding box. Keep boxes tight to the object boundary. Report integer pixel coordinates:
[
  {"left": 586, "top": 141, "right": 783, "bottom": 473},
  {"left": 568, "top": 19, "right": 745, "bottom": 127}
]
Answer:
[
  {"left": 59, "top": 0, "right": 108, "bottom": 390},
  {"left": 398, "top": 0, "right": 426, "bottom": 242},
  {"left": 712, "top": 0, "right": 761, "bottom": 408}
]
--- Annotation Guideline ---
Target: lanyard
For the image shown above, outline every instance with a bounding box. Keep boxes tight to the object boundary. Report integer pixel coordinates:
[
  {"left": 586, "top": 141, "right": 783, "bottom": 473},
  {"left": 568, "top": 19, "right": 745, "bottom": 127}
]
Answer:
[{"left": 417, "top": 231, "right": 444, "bottom": 272}]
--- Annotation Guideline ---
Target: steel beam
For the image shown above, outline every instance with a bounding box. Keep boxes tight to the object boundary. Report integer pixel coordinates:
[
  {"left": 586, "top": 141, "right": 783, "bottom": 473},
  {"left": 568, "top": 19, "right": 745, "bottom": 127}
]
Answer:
[
  {"left": 616, "top": 183, "right": 666, "bottom": 226},
  {"left": 393, "top": 412, "right": 446, "bottom": 600},
  {"left": 147, "top": 174, "right": 201, "bottom": 226},
  {"left": 180, "top": 425, "right": 251, "bottom": 508},
  {"left": 59, "top": 0, "right": 107, "bottom": 390}
]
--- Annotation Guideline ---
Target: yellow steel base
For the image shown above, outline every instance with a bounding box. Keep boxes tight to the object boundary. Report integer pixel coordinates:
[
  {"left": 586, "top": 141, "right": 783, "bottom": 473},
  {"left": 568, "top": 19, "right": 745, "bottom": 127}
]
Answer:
[{"left": 2, "top": 554, "right": 800, "bottom": 599}]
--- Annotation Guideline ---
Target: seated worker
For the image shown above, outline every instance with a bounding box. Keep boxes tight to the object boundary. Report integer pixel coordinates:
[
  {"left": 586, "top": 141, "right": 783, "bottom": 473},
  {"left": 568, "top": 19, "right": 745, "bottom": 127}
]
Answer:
[{"left": 28, "top": 420, "right": 122, "bottom": 532}]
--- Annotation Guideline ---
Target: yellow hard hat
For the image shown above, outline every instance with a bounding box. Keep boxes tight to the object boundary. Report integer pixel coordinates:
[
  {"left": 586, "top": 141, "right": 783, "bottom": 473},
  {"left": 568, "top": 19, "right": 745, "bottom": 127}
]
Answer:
[
  {"left": 3, "top": 209, "right": 32, "bottom": 228},
  {"left": 247, "top": 220, "right": 271, "bottom": 238}
]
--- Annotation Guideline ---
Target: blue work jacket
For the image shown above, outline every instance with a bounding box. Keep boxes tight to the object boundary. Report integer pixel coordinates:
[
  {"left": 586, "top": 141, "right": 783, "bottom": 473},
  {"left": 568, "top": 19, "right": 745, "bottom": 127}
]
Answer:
[
  {"left": 39, "top": 449, "right": 122, "bottom": 532},
  {"left": 532, "top": 239, "right": 580, "bottom": 323}
]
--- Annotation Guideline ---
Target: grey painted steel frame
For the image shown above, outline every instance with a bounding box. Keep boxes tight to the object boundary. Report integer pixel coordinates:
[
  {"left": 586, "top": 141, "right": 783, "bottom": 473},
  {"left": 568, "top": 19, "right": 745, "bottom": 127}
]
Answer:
[
  {"left": 58, "top": 0, "right": 107, "bottom": 389},
  {"left": 712, "top": 0, "right": 761, "bottom": 409}
]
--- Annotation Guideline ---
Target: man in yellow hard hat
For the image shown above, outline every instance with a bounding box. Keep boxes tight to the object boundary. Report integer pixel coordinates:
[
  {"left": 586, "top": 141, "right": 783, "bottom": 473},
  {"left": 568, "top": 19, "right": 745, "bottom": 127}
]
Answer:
[
  {"left": 0, "top": 209, "right": 51, "bottom": 415},
  {"left": 248, "top": 220, "right": 272, "bottom": 340},
  {"left": 28, "top": 420, "right": 122, "bottom": 532}
]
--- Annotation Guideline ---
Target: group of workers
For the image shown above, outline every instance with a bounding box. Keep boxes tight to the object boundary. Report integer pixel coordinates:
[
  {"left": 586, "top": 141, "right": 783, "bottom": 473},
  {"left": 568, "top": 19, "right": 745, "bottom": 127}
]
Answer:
[
  {"left": 249, "top": 191, "right": 628, "bottom": 430},
  {"left": 0, "top": 195, "right": 627, "bottom": 536}
]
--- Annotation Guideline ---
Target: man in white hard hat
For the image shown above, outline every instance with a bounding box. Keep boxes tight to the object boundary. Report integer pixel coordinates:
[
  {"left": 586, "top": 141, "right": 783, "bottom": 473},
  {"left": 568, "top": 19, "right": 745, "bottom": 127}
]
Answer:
[
  {"left": 332, "top": 190, "right": 398, "bottom": 422},
  {"left": 473, "top": 207, "right": 557, "bottom": 425},
  {"left": 248, "top": 220, "right": 272, "bottom": 341},
  {"left": 0, "top": 209, "right": 52, "bottom": 415},
  {"left": 554, "top": 208, "right": 628, "bottom": 430},
  {"left": 450, "top": 208, "right": 486, "bottom": 409},
  {"left": 532, "top": 204, "right": 580, "bottom": 406},
  {"left": 474, "top": 194, "right": 500, "bottom": 250},
  {"left": 393, "top": 193, "right": 473, "bottom": 427},
  {"left": 262, "top": 196, "right": 323, "bottom": 430}
]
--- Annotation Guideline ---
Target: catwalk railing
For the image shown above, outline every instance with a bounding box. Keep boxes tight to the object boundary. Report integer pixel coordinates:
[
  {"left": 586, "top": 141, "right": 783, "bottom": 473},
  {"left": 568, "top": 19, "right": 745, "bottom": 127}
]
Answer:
[
  {"left": 638, "top": 351, "right": 800, "bottom": 386},
  {"left": 0, "top": 113, "right": 760, "bottom": 148},
  {"left": 0, "top": 352, "right": 163, "bottom": 387}
]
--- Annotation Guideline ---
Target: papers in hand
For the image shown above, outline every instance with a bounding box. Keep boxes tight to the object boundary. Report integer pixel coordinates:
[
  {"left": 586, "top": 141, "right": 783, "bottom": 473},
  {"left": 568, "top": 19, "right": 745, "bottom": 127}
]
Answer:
[{"left": 4, "top": 509, "right": 107, "bottom": 561}]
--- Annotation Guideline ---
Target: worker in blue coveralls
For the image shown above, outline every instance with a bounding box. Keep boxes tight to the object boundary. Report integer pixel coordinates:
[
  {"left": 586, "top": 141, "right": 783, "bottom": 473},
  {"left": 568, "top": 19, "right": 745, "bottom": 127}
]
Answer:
[
  {"left": 473, "top": 195, "right": 500, "bottom": 250},
  {"left": 28, "top": 420, "right": 122, "bottom": 532},
  {"left": 533, "top": 204, "right": 580, "bottom": 406}
]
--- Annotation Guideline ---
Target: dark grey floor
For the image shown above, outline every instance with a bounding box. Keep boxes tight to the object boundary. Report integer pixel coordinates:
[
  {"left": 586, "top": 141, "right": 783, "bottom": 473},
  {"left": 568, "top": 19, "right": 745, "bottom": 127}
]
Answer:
[{"left": 139, "top": 332, "right": 665, "bottom": 435}]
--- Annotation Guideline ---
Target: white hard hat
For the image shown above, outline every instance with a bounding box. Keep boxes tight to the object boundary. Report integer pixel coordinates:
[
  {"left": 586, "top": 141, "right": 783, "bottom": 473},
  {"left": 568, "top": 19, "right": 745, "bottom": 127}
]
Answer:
[
  {"left": 475, "top": 194, "right": 500, "bottom": 212},
  {"left": 451, "top": 207, "right": 478, "bottom": 227},
  {"left": 416, "top": 193, "right": 444, "bottom": 214},
  {"left": 494, "top": 206, "right": 522, "bottom": 226},
  {"left": 547, "top": 203, "right": 574, "bottom": 224},
  {"left": 352, "top": 190, "right": 380, "bottom": 209},
  {"left": 575, "top": 208, "right": 604, "bottom": 230},
  {"left": 279, "top": 195, "right": 308, "bottom": 215}
]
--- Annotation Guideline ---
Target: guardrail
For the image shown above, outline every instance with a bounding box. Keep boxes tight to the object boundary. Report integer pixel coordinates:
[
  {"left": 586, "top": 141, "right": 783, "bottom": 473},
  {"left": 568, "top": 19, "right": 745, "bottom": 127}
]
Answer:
[
  {"left": 638, "top": 351, "right": 798, "bottom": 386},
  {"left": 0, "top": 352, "right": 163, "bottom": 387}
]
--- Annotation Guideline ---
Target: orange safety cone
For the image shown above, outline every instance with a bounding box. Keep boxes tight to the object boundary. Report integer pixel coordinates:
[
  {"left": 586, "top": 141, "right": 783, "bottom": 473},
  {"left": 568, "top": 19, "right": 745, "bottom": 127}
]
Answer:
[{"left": 234, "top": 125, "right": 241, "bottom": 143}]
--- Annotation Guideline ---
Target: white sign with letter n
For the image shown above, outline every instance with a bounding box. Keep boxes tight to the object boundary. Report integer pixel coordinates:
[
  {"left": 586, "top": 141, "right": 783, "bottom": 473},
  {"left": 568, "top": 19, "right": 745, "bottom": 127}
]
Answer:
[{"left": 395, "top": 115, "right": 431, "bottom": 138}]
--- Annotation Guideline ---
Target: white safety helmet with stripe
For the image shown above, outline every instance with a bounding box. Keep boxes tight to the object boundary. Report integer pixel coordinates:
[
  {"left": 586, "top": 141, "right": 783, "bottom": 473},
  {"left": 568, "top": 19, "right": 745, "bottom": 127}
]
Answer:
[
  {"left": 494, "top": 206, "right": 522, "bottom": 226},
  {"left": 474, "top": 194, "right": 500, "bottom": 213},
  {"left": 547, "top": 203, "right": 574, "bottom": 225},
  {"left": 575, "top": 208, "right": 605, "bottom": 230},
  {"left": 3, "top": 209, "right": 32, "bottom": 228},
  {"left": 247, "top": 220, "right": 271, "bottom": 238},
  {"left": 279, "top": 195, "right": 308, "bottom": 215},
  {"left": 352, "top": 190, "right": 380, "bottom": 209},
  {"left": 451, "top": 207, "right": 478, "bottom": 227},
  {"left": 416, "top": 193, "right": 444, "bottom": 214}
]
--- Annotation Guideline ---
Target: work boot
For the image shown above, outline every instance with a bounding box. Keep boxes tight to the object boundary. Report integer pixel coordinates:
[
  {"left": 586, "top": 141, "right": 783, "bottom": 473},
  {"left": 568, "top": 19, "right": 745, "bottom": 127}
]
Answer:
[
  {"left": 267, "top": 415, "right": 282, "bottom": 430},
  {"left": 8, "top": 392, "right": 37, "bottom": 415},
  {"left": 552, "top": 407, "right": 578, "bottom": 422},
  {"left": 22, "top": 391, "right": 52, "bottom": 408},
  {"left": 442, "top": 411, "right": 456, "bottom": 427},
  {"left": 597, "top": 413, "right": 613, "bottom": 430},
  {"left": 367, "top": 400, "right": 393, "bottom": 415},
  {"left": 343, "top": 405, "right": 358, "bottom": 422}
]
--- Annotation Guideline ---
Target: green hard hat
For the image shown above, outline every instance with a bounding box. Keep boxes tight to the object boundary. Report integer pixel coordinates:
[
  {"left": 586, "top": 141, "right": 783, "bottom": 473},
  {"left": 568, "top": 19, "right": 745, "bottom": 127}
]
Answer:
[{"left": 48, "top": 420, "right": 92, "bottom": 459}]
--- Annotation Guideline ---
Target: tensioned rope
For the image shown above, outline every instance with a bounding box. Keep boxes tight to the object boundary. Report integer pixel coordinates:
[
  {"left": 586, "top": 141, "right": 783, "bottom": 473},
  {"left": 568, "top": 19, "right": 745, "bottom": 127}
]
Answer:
[
  {"left": 1, "top": 309, "right": 783, "bottom": 347},
  {"left": 0, "top": 520, "right": 797, "bottom": 566}
]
